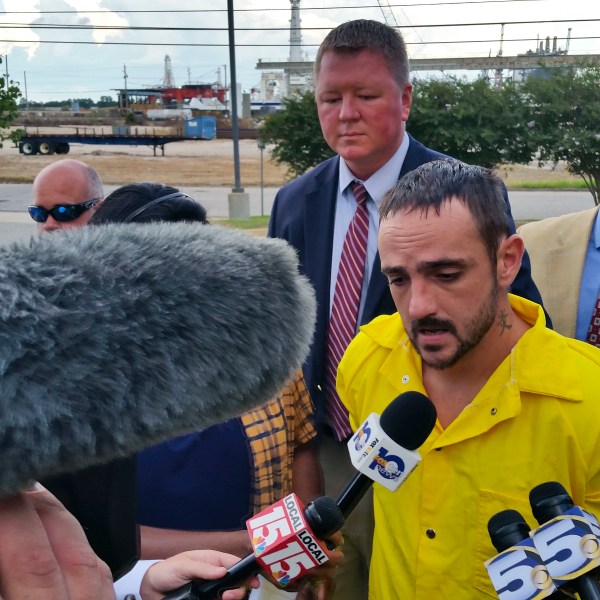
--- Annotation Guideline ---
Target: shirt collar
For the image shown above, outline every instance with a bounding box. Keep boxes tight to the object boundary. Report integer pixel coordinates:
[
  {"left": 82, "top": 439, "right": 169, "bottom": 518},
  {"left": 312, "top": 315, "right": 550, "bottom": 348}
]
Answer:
[
  {"left": 338, "top": 135, "right": 410, "bottom": 208},
  {"left": 361, "top": 295, "right": 585, "bottom": 403}
]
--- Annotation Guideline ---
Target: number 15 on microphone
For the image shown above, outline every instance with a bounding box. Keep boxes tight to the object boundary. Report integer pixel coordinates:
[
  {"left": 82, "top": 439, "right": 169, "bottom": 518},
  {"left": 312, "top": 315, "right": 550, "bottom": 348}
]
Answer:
[{"left": 246, "top": 493, "right": 331, "bottom": 587}]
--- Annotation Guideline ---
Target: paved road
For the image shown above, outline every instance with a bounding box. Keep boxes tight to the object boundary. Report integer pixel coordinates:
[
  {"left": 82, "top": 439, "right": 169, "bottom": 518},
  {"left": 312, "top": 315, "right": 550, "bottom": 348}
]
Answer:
[
  {"left": 0, "top": 184, "right": 596, "bottom": 247},
  {"left": 0, "top": 184, "right": 281, "bottom": 246}
]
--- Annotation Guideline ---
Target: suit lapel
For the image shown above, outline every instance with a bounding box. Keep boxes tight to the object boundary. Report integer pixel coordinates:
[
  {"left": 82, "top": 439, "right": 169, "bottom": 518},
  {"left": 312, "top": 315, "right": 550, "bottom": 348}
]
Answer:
[
  {"left": 363, "top": 253, "right": 391, "bottom": 323},
  {"left": 303, "top": 160, "right": 339, "bottom": 334}
]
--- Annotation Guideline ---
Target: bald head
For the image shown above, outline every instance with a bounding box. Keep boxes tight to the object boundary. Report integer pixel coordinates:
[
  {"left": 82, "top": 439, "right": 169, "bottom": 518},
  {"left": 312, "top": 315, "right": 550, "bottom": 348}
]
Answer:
[{"left": 32, "top": 159, "right": 104, "bottom": 232}]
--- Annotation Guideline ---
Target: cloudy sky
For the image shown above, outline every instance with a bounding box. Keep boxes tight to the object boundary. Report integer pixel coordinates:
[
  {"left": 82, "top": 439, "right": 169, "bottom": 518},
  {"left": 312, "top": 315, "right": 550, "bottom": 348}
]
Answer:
[{"left": 1, "top": 0, "right": 598, "bottom": 102}]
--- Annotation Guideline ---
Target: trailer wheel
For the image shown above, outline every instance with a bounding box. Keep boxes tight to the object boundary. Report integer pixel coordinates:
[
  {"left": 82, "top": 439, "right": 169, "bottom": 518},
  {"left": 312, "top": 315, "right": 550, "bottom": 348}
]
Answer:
[
  {"left": 56, "top": 142, "right": 70, "bottom": 155},
  {"left": 21, "top": 141, "right": 39, "bottom": 155},
  {"left": 38, "top": 142, "right": 55, "bottom": 155}
]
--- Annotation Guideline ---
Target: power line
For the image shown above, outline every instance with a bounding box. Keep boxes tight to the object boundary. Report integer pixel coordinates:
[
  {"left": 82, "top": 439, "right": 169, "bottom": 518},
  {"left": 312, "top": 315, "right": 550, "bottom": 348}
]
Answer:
[
  {"left": 0, "top": 0, "right": 553, "bottom": 15},
  {"left": 2, "top": 18, "right": 598, "bottom": 32},
  {"left": 1, "top": 35, "right": 594, "bottom": 48}
]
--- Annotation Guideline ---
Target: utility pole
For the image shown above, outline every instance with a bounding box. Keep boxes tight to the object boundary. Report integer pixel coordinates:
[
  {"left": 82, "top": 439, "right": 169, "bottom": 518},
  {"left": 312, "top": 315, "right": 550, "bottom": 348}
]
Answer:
[
  {"left": 223, "top": 64, "right": 228, "bottom": 115},
  {"left": 23, "top": 71, "right": 29, "bottom": 108},
  {"left": 123, "top": 65, "right": 129, "bottom": 109},
  {"left": 494, "top": 24, "right": 505, "bottom": 87}
]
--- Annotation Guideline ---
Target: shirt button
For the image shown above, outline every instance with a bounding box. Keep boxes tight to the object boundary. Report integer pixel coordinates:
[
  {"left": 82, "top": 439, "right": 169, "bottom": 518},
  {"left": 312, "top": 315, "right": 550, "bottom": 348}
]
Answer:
[
  {"left": 317, "top": 384, "right": 323, "bottom": 392},
  {"left": 401, "top": 375, "right": 409, "bottom": 384},
  {"left": 490, "top": 407, "right": 497, "bottom": 415},
  {"left": 426, "top": 529, "right": 436, "bottom": 539}
]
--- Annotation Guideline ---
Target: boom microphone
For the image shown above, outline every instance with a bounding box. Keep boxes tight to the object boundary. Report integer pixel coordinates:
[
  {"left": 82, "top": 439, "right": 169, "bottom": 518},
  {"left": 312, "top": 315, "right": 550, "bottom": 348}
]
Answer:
[
  {"left": 336, "top": 391, "right": 437, "bottom": 517},
  {"left": 0, "top": 222, "right": 316, "bottom": 495}
]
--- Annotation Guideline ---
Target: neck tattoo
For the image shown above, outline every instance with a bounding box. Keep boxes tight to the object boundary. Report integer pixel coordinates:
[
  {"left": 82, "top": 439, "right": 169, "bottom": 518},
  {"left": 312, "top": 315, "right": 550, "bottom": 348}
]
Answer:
[{"left": 497, "top": 310, "right": 512, "bottom": 335}]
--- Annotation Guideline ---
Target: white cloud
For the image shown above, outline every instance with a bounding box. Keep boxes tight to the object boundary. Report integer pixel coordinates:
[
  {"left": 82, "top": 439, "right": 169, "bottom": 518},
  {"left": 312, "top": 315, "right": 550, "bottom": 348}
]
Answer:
[
  {"left": 63, "top": 0, "right": 129, "bottom": 44},
  {"left": 0, "top": 0, "right": 41, "bottom": 59}
]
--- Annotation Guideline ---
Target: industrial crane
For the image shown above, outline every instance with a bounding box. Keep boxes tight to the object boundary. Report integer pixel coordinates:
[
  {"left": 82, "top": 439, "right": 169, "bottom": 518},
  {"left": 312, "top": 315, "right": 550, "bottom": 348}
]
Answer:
[{"left": 377, "top": 0, "right": 399, "bottom": 27}]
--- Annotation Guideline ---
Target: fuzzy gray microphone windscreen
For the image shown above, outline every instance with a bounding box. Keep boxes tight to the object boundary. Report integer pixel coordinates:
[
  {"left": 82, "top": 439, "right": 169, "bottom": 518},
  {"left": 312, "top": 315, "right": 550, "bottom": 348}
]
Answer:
[{"left": 0, "top": 222, "right": 316, "bottom": 495}]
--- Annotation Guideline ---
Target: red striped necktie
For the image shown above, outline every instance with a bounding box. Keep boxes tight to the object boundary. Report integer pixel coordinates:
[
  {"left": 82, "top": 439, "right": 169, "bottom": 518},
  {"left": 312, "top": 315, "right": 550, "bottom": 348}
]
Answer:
[
  {"left": 325, "top": 181, "right": 370, "bottom": 441},
  {"left": 585, "top": 294, "right": 600, "bottom": 347}
]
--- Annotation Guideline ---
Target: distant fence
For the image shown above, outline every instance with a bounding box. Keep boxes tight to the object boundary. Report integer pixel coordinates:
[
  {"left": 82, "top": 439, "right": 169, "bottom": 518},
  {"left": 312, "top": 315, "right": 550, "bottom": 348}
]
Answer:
[{"left": 217, "top": 128, "right": 258, "bottom": 140}]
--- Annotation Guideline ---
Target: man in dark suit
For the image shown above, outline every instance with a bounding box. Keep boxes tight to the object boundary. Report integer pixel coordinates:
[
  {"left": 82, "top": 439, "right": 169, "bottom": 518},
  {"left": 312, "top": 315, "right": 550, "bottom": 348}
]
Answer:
[{"left": 268, "top": 18, "right": 547, "bottom": 600}]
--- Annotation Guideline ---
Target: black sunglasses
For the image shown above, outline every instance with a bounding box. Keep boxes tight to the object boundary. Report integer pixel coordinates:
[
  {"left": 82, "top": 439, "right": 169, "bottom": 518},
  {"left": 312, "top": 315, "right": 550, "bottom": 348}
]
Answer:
[{"left": 28, "top": 198, "right": 102, "bottom": 223}]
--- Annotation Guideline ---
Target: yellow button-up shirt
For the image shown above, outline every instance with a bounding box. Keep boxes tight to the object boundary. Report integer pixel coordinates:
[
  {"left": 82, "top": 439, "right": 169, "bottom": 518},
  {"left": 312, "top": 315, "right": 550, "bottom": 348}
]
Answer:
[{"left": 338, "top": 295, "right": 600, "bottom": 599}]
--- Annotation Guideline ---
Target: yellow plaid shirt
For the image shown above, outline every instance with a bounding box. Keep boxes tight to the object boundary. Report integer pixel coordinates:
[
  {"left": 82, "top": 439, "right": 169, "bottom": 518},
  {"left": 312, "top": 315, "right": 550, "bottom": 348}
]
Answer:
[{"left": 241, "top": 372, "right": 316, "bottom": 514}]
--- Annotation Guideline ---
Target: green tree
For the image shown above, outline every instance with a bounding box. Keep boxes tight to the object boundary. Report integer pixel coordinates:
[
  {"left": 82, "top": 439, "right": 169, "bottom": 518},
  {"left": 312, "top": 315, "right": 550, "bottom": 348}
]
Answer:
[
  {"left": 97, "top": 95, "right": 116, "bottom": 108},
  {"left": 408, "top": 76, "right": 536, "bottom": 169},
  {"left": 40, "top": 99, "right": 68, "bottom": 108},
  {"left": 69, "top": 98, "right": 95, "bottom": 109},
  {"left": 259, "top": 91, "right": 334, "bottom": 178},
  {"left": 524, "top": 63, "right": 600, "bottom": 205},
  {"left": 0, "top": 56, "right": 22, "bottom": 148}
]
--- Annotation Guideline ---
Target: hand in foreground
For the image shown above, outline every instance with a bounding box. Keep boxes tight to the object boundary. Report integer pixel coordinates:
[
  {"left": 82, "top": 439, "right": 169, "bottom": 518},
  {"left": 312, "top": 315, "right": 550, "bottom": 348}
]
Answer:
[
  {"left": 140, "top": 550, "right": 260, "bottom": 600},
  {"left": 0, "top": 483, "right": 115, "bottom": 600}
]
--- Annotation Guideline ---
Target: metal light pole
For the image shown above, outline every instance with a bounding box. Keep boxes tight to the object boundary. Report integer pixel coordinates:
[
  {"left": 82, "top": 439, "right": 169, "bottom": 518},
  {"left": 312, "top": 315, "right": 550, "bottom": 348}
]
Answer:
[
  {"left": 257, "top": 139, "right": 265, "bottom": 216},
  {"left": 226, "top": 0, "right": 250, "bottom": 219},
  {"left": 222, "top": 64, "right": 228, "bottom": 116},
  {"left": 23, "top": 71, "right": 29, "bottom": 109}
]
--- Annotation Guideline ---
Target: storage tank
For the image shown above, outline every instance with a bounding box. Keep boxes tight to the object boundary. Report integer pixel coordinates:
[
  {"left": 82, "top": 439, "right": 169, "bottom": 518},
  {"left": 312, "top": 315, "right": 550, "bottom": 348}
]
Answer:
[{"left": 147, "top": 108, "right": 193, "bottom": 121}]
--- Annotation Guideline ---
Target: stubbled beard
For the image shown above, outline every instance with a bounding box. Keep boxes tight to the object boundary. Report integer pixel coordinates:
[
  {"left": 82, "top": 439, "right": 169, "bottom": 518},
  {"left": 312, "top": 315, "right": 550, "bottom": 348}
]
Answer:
[{"left": 409, "top": 281, "right": 499, "bottom": 370}]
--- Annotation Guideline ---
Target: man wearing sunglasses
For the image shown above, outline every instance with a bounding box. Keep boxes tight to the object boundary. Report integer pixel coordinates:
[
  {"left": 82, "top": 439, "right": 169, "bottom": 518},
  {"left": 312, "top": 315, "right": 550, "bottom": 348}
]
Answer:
[{"left": 30, "top": 159, "right": 104, "bottom": 231}]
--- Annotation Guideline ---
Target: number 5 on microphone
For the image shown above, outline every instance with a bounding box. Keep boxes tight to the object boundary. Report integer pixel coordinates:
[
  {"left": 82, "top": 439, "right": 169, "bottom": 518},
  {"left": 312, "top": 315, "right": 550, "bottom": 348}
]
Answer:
[
  {"left": 485, "top": 540, "right": 557, "bottom": 599},
  {"left": 530, "top": 508, "right": 600, "bottom": 584}
]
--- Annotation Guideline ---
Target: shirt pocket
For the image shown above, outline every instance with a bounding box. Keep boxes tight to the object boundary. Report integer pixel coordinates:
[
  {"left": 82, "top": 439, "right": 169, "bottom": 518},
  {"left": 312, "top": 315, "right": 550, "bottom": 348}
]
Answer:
[{"left": 473, "top": 488, "right": 535, "bottom": 597}]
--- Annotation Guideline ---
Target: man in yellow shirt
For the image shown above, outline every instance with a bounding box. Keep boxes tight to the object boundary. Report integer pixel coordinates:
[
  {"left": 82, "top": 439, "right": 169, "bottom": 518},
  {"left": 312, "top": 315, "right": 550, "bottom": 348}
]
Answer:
[{"left": 337, "top": 158, "right": 600, "bottom": 599}]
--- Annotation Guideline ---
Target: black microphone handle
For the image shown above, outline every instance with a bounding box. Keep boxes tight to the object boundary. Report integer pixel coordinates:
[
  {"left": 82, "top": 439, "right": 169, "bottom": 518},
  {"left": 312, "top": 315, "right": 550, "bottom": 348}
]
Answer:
[
  {"left": 162, "top": 553, "right": 258, "bottom": 600},
  {"left": 529, "top": 483, "right": 600, "bottom": 600},
  {"left": 162, "top": 495, "right": 345, "bottom": 600},
  {"left": 573, "top": 574, "right": 600, "bottom": 600},
  {"left": 335, "top": 472, "right": 373, "bottom": 519}
]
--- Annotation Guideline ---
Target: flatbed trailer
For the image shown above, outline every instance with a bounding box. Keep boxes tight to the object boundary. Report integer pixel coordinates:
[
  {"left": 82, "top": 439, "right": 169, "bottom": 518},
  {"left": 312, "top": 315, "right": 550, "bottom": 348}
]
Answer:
[
  {"left": 18, "top": 132, "right": 196, "bottom": 156},
  {"left": 16, "top": 118, "right": 217, "bottom": 156}
]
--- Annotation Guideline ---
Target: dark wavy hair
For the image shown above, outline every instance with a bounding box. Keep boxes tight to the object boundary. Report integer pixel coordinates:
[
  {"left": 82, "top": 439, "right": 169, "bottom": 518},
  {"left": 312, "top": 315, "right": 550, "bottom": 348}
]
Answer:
[
  {"left": 89, "top": 182, "right": 208, "bottom": 225},
  {"left": 380, "top": 159, "right": 510, "bottom": 266}
]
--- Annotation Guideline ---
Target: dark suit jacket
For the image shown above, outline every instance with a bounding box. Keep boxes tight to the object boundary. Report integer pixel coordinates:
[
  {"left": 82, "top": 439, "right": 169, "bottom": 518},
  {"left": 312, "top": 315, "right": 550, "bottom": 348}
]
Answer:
[
  {"left": 268, "top": 134, "right": 548, "bottom": 429},
  {"left": 42, "top": 457, "right": 139, "bottom": 581}
]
